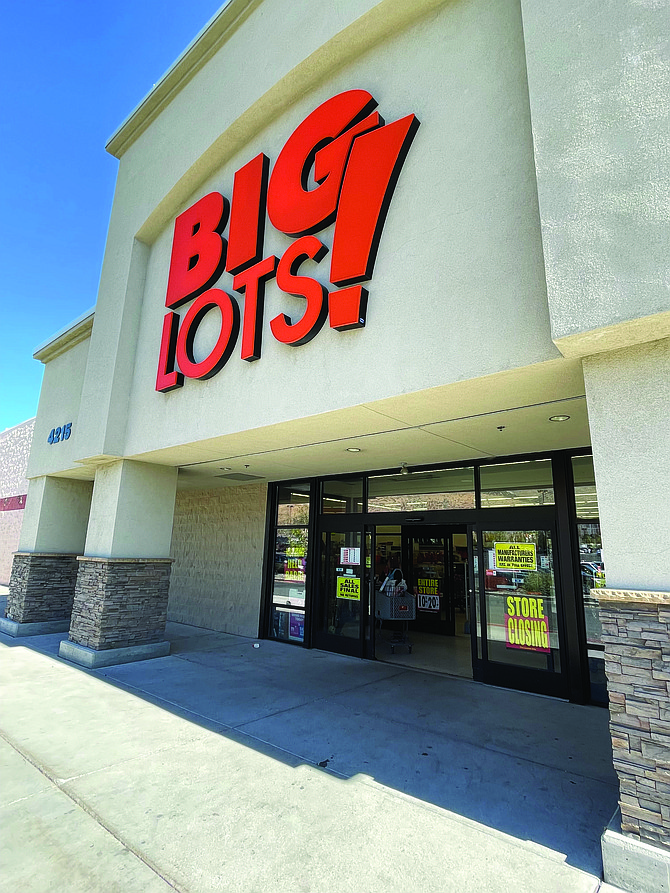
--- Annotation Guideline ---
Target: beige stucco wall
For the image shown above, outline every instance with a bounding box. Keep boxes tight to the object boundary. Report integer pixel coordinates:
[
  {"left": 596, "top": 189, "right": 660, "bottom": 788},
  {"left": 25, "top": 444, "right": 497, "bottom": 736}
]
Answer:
[
  {"left": 74, "top": 0, "right": 557, "bottom": 464},
  {"left": 583, "top": 337, "right": 670, "bottom": 592},
  {"left": 520, "top": 0, "right": 670, "bottom": 357},
  {"left": 18, "top": 476, "right": 93, "bottom": 555},
  {"left": 168, "top": 484, "right": 267, "bottom": 636},
  {"left": 0, "top": 510, "right": 23, "bottom": 586},
  {"left": 84, "top": 460, "right": 178, "bottom": 559},
  {"left": 28, "top": 334, "right": 91, "bottom": 478}
]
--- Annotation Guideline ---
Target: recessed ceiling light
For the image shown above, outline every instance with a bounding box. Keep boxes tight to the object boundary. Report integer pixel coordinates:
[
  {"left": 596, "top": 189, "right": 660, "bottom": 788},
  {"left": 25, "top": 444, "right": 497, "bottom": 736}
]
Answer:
[
  {"left": 219, "top": 466, "right": 232, "bottom": 470},
  {"left": 549, "top": 415, "right": 570, "bottom": 422},
  {"left": 346, "top": 447, "right": 361, "bottom": 452}
]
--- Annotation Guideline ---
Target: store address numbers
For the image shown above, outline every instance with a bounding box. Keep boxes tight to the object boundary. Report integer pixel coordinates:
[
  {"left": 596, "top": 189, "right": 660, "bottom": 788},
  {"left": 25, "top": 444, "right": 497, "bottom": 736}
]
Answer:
[
  {"left": 156, "top": 89, "right": 419, "bottom": 392},
  {"left": 47, "top": 422, "right": 72, "bottom": 444}
]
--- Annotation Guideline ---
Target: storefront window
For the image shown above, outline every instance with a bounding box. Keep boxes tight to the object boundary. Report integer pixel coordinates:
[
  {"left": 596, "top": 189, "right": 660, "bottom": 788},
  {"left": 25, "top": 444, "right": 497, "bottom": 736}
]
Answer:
[
  {"left": 271, "top": 482, "right": 310, "bottom": 643},
  {"left": 270, "top": 527, "right": 308, "bottom": 642},
  {"left": 571, "top": 457, "right": 605, "bottom": 619},
  {"left": 572, "top": 455, "right": 606, "bottom": 702},
  {"left": 321, "top": 477, "right": 364, "bottom": 514},
  {"left": 480, "top": 460, "right": 554, "bottom": 508},
  {"left": 266, "top": 453, "right": 603, "bottom": 699},
  {"left": 372, "top": 526, "right": 402, "bottom": 582},
  {"left": 572, "top": 455, "right": 600, "bottom": 520},
  {"left": 368, "top": 467, "right": 475, "bottom": 512},
  {"left": 482, "top": 529, "right": 560, "bottom": 672},
  {"left": 578, "top": 522, "right": 605, "bottom": 644},
  {"left": 277, "top": 483, "right": 310, "bottom": 526}
]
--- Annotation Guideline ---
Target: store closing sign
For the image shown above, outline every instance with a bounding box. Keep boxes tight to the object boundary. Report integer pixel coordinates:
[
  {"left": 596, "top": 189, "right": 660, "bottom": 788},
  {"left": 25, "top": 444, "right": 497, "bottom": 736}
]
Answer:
[
  {"left": 504, "top": 595, "right": 550, "bottom": 653},
  {"left": 495, "top": 542, "right": 550, "bottom": 653},
  {"left": 156, "top": 90, "right": 419, "bottom": 391}
]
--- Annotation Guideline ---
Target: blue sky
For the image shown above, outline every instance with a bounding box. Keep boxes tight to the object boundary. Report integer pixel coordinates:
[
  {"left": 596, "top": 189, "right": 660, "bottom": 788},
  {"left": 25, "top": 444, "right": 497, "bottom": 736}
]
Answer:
[{"left": 0, "top": 0, "right": 224, "bottom": 431}]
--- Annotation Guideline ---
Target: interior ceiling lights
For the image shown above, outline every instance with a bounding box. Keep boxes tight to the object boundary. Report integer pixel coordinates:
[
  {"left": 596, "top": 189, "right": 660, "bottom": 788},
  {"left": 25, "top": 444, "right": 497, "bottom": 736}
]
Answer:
[{"left": 549, "top": 415, "right": 571, "bottom": 422}]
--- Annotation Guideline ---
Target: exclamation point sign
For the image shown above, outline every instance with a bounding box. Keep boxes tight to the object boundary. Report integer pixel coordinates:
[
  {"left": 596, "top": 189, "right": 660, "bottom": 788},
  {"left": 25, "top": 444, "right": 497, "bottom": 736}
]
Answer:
[{"left": 328, "top": 114, "right": 420, "bottom": 331}]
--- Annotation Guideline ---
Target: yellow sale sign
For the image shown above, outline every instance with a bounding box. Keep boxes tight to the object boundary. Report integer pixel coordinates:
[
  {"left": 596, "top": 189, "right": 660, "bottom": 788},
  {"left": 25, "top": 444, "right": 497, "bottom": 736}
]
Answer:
[{"left": 336, "top": 576, "right": 361, "bottom": 600}]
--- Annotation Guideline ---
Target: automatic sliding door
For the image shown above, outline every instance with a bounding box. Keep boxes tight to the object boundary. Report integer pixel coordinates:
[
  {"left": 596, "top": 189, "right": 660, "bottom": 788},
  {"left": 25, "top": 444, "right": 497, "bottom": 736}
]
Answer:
[
  {"left": 409, "top": 533, "right": 449, "bottom": 634},
  {"left": 475, "top": 525, "right": 566, "bottom": 696}
]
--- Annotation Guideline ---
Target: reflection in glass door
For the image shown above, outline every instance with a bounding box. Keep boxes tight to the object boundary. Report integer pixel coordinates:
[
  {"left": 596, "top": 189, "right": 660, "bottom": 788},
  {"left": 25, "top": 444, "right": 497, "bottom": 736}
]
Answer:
[{"left": 315, "top": 528, "right": 364, "bottom": 656}]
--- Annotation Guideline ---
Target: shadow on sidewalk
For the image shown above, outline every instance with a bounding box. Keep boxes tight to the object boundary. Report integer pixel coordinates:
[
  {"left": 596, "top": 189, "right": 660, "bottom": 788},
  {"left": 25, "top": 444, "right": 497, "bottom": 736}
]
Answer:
[{"left": 0, "top": 616, "right": 618, "bottom": 878}]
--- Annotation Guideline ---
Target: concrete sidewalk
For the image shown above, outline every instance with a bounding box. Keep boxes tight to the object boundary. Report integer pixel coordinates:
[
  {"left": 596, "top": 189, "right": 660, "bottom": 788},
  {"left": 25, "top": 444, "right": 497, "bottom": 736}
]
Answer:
[{"left": 0, "top": 613, "right": 624, "bottom": 893}]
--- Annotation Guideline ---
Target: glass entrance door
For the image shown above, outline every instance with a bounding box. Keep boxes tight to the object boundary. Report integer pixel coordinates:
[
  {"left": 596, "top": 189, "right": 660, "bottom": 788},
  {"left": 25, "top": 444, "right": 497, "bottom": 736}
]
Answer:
[
  {"left": 409, "top": 534, "right": 450, "bottom": 634},
  {"left": 405, "top": 527, "right": 473, "bottom": 677},
  {"left": 313, "top": 525, "right": 366, "bottom": 656},
  {"left": 474, "top": 524, "right": 567, "bottom": 697},
  {"left": 372, "top": 524, "right": 474, "bottom": 677}
]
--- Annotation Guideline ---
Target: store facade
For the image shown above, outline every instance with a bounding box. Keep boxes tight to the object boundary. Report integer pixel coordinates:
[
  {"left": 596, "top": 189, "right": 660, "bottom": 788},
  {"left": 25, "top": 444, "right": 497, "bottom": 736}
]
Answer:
[
  {"left": 263, "top": 451, "right": 607, "bottom": 704},
  {"left": 7, "top": 0, "right": 667, "bottom": 678},
  {"left": 4, "top": 0, "right": 669, "bottom": 874}
]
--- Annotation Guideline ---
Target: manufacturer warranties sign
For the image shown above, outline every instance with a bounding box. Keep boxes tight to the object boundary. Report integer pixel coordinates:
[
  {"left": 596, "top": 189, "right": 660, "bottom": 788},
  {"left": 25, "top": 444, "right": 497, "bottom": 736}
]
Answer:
[{"left": 494, "top": 543, "right": 537, "bottom": 571}]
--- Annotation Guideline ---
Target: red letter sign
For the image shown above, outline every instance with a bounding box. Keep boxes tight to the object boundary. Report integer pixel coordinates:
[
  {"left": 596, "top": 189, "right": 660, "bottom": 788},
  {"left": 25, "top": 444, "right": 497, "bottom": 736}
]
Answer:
[
  {"left": 155, "top": 312, "right": 184, "bottom": 392},
  {"left": 329, "top": 114, "right": 420, "bottom": 287},
  {"left": 175, "top": 289, "right": 240, "bottom": 379},
  {"left": 327, "top": 114, "right": 419, "bottom": 329},
  {"left": 233, "top": 255, "right": 278, "bottom": 361},
  {"left": 271, "top": 236, "right": 329, "bottom": 346},
  {"left": 156, "top": 91, "right": 419, "bottom": 391},
  {"left": 226, "top": 154, "right": 270, "bottom": 276},
  {"left": 267, "top": 90, "right": 379, "bottom": 237},
  {"left": 165, "top": 192, "right": 229, "bottom": 309}
]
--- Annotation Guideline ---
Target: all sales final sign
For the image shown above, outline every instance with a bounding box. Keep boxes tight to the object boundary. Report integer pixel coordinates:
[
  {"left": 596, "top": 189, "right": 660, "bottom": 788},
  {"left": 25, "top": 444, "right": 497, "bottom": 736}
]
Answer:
[{"left": 156, "top": 90, "right": 419, "bottom": 391}]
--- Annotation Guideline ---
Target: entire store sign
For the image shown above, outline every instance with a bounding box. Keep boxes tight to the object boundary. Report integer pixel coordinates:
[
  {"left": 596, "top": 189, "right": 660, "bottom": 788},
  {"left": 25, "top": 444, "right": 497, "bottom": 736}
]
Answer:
[
  {"left": 156, "top": 89, "right": 419, "bottom": 391},
  {"left": 416, "top": 577, "right": 440, "bottom": 612}
]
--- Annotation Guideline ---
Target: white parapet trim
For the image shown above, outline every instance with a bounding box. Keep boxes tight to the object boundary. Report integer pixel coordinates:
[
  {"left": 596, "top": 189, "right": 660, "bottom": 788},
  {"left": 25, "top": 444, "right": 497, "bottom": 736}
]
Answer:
[{"left": 33, "top": 307, "right": 96, "bottom": 365}]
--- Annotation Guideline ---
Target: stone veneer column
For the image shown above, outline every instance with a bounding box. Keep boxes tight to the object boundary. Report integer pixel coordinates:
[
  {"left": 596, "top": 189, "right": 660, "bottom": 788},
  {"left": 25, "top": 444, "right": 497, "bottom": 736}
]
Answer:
[
  {"left": 1, "top": 552, "right": 79, "bottom": 636},
  {"left": 0, "top": 476, "right": 92, "bottom": 637},
  {"left": 598, "top": 588, "right": 670, "bottom": 893},
  {"left": 68, "top": 557, "right": 172, "bottom": 650},
  {"left": 58, "top": 460, "right": 177, "bottom": 668}
]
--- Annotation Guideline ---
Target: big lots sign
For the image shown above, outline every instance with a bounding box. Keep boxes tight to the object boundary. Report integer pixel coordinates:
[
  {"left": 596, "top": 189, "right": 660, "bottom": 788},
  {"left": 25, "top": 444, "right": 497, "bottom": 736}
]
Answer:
[{"left": 156, "top": 89, "right": 419, "bottom": 392}]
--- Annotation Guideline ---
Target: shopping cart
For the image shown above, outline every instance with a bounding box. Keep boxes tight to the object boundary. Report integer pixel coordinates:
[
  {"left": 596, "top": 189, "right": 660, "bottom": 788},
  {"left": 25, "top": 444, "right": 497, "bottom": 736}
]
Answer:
[{"left": 375, "top": 584, "right": 416, "bottom": 653}]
